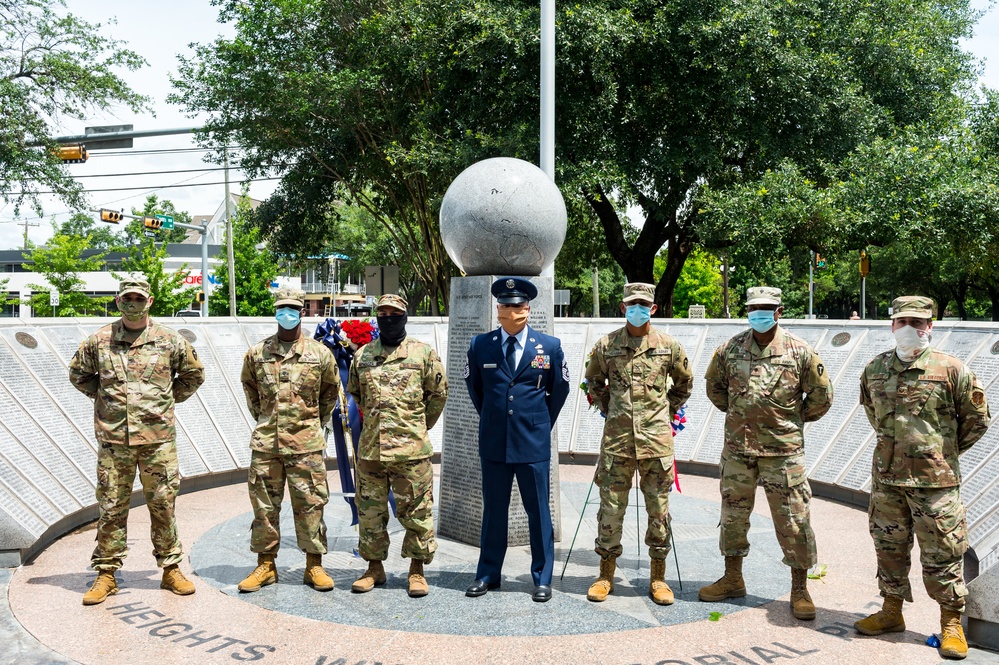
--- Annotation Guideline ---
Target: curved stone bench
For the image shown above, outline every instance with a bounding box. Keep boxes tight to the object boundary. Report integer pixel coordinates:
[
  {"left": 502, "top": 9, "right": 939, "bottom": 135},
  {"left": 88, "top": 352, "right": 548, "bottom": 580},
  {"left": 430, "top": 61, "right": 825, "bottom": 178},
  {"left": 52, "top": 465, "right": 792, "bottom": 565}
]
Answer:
[{"left": 0, "top": 317, "right": 996, "bottom": 645}]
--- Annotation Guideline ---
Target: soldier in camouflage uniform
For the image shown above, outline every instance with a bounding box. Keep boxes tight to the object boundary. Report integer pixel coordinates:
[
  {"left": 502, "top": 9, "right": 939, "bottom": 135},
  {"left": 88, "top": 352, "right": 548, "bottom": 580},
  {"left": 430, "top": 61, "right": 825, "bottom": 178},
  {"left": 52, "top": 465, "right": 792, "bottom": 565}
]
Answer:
[
  {"left": 347, "top": 294, "right": 447, "bottom": 597},
  {"left": 584, "top": 282, "right": 693, "bottom": 605},
  {"left": 69, "top": 279, "right": 205, "bottom": 605},
  {"left": 855, "top": 296, "right": 990, "bottom": 660},
  {"left": 701, "top": 286, "right": 833, "bottom": 620},
  {"left": 237, "top": 288, "right": 341, "bottom": 593}
]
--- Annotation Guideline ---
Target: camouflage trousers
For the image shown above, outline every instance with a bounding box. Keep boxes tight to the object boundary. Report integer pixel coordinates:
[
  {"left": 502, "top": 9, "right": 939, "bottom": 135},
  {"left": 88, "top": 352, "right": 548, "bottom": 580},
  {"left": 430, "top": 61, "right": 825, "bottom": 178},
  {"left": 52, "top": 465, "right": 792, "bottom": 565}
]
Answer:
[
  {"left": 248, "top": 450, "right": 329, "bottom": 555},
  {"left": 719, "top": 451, "right": 816, "bottom": 569},
  {"left": 869, "top": 480, "right": 968, "bottom": 611},
  {"left": 593, "top": 453, "right": 674, "bottom": 560},
  {"left": 92, "top": 440, "right": 182, "bottom": 571},
  {"left": 356, "top": 457, "right": 437, "bottom": 563}
]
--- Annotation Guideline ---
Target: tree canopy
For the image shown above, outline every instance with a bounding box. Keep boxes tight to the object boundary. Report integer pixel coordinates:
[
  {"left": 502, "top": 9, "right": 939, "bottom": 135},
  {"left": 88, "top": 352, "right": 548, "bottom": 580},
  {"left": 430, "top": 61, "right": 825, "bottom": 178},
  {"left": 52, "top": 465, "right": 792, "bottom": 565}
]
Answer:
[
  {"left": 0, "top": 0, "right": 149, "bottom": 216},
  {"left": 172, "top": 0, "right": 982, "bottom": 316}
]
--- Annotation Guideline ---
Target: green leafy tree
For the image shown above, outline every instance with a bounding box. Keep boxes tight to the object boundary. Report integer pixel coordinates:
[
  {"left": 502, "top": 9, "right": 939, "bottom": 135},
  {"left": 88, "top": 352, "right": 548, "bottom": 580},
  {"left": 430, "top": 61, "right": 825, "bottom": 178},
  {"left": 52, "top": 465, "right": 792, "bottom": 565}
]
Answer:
[
  {"left": 210, "top": 196, "right": 278, "bottom": 316},
  {"left": 21, "top": 233, "right": 112, "bottom": 316},
  {"left": 172, "top": 0, "right": 976, "bottom": 316},
  {"left": 0, "top": 0, "right": 149, "bottom": 216},
  {"left": 659, "top": 248, "right": 723, "bottom": 318},
  {"left": 121, "top": 241, "right": 198, "bottom": 316}
]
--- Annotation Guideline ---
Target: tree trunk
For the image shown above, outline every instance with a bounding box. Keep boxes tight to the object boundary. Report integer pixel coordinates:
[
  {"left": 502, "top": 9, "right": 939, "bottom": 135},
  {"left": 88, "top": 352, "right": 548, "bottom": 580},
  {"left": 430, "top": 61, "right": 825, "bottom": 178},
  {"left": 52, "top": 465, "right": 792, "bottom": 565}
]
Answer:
[
  {"left": 989, "top": 286, "right": 999, "bottom": 321},
  {"left": 654, "top": 235, "right": 693, "bottom": 317}
]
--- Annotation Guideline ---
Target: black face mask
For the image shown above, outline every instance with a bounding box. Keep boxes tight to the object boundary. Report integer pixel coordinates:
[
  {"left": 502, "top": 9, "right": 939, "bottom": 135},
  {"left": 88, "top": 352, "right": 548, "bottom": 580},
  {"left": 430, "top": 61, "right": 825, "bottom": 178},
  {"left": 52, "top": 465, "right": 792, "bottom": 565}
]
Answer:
[{"left": 377, "top": 314, "right": 408, "bottom": 346}]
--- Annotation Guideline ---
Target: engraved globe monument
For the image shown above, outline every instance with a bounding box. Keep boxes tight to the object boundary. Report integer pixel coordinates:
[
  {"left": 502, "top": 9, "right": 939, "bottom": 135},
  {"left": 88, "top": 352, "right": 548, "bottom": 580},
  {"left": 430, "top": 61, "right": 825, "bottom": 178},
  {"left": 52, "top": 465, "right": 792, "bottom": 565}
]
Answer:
[{"left": 439, "top": 157, "right": 567, "bottom": 275}]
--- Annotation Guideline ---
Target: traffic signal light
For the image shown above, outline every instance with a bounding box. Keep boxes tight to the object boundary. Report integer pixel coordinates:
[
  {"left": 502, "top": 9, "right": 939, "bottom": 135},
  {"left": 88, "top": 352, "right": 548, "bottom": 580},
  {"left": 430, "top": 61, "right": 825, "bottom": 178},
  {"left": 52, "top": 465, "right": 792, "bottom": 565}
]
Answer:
[
  {"left": 143, "top": 217, "right": 163, "bottom": 230},
  {"left": 815, "top": 253, "right": 826, "bottom": 269},
  {"left": 859, "top": 250, "right": 871, "bottom": 277},
  {"left": 197, "top": 291, "right": 205, "bottom": 303},
  {"left": 54, "top": 144, "right": 88, "bottom": 163},
  {"left": 99, "top": 209, "right": 123, "bottom": 223}
]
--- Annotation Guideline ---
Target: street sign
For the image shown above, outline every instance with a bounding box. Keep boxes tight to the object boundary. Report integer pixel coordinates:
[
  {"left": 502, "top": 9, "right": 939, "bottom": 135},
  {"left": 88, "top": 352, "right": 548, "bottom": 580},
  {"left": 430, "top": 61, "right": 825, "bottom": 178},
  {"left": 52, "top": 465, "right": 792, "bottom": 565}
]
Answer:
[
  {"left": 84, "top": 125, "right": 134, "bottom": 150},
  {"left": 49, "top": 291, "right": 59, "bottom": 306},
  {"left": 144, "top": 231, "right": 156, "bottom": 238},
  {"left": 554, "top": 289, "right": 570, "bottom": 306},
  {"left": 155, "top": 214, "right": 175, "bottom": 230}
]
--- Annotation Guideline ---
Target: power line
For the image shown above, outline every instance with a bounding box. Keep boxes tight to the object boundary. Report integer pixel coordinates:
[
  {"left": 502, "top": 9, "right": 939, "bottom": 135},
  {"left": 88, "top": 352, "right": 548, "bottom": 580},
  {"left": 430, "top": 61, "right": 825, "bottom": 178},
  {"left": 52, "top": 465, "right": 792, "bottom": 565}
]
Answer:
[
  {"left": 88, "top": 146, "right": 243, "bottom": 157},
  {"left": 1, "top": 176, "right": 281, "bottom": 196},
  {"left": 73, "top": 166, "right": 261, "bottom": 179}
]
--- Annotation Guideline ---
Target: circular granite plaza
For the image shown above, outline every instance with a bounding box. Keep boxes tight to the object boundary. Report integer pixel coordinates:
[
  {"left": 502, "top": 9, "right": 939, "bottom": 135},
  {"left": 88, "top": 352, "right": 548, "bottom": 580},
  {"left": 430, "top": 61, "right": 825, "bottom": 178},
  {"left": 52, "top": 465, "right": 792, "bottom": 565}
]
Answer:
[{"left": 5, "top": 466, "right": 999, "bottom": 665}]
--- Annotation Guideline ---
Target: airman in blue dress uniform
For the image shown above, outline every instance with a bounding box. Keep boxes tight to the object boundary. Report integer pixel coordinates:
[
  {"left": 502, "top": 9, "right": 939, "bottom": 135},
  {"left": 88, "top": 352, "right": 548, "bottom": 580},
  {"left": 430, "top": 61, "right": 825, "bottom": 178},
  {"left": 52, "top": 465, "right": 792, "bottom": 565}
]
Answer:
[{"left": 464, "top": 277, "right": 571, "bottom": 602}]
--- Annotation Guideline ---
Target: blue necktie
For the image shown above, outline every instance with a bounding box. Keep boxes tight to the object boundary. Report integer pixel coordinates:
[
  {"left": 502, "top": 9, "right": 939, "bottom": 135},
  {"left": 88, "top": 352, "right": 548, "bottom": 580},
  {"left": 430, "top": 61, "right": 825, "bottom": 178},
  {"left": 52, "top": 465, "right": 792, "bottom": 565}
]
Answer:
[{"left": 505, "top": 336, "right": 517, "bottom": 374}]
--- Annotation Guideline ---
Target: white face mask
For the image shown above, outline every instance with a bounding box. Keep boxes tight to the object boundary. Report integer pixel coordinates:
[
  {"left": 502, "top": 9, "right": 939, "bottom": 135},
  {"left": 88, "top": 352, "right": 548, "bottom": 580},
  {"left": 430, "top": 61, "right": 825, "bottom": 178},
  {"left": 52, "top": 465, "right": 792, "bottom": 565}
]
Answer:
[{"left": 894, "top": 324, "right": 930, "bottom": 362}]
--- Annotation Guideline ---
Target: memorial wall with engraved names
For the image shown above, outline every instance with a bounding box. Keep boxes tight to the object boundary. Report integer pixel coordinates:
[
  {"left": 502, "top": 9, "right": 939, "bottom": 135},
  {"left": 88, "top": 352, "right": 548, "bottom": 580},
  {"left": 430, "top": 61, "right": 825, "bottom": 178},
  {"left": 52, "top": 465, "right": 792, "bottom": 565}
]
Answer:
[{"left": 2, "top": 318, "right": 999, "bottom": 578}]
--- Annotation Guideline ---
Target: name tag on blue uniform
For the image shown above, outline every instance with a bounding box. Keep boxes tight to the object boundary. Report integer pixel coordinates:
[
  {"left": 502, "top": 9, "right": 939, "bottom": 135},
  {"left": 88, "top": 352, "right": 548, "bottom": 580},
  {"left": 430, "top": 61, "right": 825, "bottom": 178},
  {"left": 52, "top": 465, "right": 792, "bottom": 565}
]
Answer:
[{"left": 483, "top": 363, "right": 498, "bottom": 369}]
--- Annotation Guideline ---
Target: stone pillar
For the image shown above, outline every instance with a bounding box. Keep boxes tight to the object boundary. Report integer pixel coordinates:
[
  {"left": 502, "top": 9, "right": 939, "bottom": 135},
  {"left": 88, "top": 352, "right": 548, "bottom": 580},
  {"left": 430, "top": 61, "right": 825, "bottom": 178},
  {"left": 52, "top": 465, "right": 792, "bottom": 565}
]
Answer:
[{"left": 438, "top": 274, "right": 561, "bottom": 546}]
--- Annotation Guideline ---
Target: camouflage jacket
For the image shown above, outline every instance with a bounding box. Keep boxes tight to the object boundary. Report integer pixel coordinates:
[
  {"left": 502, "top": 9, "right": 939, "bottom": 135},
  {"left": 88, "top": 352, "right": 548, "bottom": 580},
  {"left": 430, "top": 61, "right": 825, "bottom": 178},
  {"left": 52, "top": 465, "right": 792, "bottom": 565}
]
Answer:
[
  {"left": 241, "top": 334, "right": 340, "bottom": 455},
  {"left": 705, "top": 326, "right": 832, "bottom": 457},
  {"left": 69, "top": 320, "right": 205, "bottom": 446},
  {"left": 860, "top": 346, "right": 990, "bottom": 488},
  {"left": 585, "top": 327, "right": 693, "bottom": 459},
  {"left": 347, "top": 336, "right": 448, "bottom": 462}
]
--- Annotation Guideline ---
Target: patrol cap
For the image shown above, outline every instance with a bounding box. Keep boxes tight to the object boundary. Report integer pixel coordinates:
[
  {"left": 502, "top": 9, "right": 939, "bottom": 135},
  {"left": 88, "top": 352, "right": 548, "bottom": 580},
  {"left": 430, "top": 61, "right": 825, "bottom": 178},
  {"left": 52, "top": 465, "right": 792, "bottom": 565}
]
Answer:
[
  {"left": 491, "top": 277, "right": 538, "bottom": 304},
  {"left": 622, "top": 282, "right": 656, "bottom": 304},
  {"left": 273, "top": 287, "right": 306, "bottom": 308},
  {"left": 376, "top": 293, "right": 408, "bottom": 312},
  {"left": 891, "top": 295, "right": 934, "bottom": 320},
  {"left": 746, "top": 286, "right": 782, "bottom": 307},
  {"left": 118, "top": 279, "right": 150, "bottom": 298}
]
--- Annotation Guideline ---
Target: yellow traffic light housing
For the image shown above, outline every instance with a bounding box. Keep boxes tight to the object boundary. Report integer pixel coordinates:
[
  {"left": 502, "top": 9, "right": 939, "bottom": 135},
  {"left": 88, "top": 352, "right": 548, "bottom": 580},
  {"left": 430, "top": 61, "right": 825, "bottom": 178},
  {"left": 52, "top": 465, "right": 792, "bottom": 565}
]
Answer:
[
  {"left": 54, "top": 144, "right": 88, "bottom": 163},
  {"left": 197, "top": 291, "right": 205, "bottom": 303},
  {"left": 859, "top": 250, "right": 871, "bottom": 277},
  {"left": 99, "top": 209, "right": 123, "bottom": 223},
  {"left": 143, "top": 217, "right": 163, "bottom": 230}
]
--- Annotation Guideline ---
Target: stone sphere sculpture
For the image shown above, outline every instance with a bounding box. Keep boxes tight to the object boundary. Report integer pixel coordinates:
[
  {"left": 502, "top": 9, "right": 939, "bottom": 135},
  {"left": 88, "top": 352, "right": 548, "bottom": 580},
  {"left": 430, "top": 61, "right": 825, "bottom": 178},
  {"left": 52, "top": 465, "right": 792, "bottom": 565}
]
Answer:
[{"left": 439, "top": 157, "right": 567, "bottom": 276}]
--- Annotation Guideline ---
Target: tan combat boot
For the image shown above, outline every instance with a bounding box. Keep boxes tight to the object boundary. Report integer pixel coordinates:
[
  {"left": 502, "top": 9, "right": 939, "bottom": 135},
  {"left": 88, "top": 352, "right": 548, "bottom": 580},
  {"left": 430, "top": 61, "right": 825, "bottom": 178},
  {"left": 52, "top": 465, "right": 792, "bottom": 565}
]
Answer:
[
  {"left": 408, "top": 560, "right": 429, "bottom": 598},
  {"left": 854, "top": 595, "right": 905, "bottom": 635},
  {"left": 790, "top": 567, "right": 815, "bottom": 620},
  {"left": 351, "top": 560, "right": 386, "bottom": 593},
  {"left": 940, "top": 608, "right": 968, "bottom": 659},
  {"left": 161, "top": 564, "right": 196, "bottom": 595},
  {"left": 238, "top": 553, "right": 278, "bottom": 593},
  {"left": 587, "top": 557, "right": 616, "bottom": 602},
  {"left": 649, "top": 558, "right": 674, "bottom": 606},
  {"left": 82, "top": 571, "right": 118, "bottom": 606},
  {"left": 699, "top": 556, "right": 747, "bottom": 602},
  {"left": 304, "top": 553, "right": 334, "bottom": 591}
]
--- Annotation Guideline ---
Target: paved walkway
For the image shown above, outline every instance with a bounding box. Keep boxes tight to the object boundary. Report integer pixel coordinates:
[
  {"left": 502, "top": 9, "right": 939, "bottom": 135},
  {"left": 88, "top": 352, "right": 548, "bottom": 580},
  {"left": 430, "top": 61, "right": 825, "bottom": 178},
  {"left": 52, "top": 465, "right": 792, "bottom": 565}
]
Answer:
[{"left": 6, "top": 467, "right": 999, "bottom": 664}]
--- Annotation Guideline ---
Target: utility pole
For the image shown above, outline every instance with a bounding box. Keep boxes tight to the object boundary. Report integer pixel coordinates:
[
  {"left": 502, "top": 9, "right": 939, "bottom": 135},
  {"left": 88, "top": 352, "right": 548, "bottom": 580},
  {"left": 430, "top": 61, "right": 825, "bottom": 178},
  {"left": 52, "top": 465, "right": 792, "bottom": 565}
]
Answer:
[
  {"left": 224, "top": 148, "right": 236, "bottom": 317},
  {"left": 722, "top": 252, "right": 731, "bottom": 318},
  {"left": 809, "top": 251, "right": 814, "bottom": 319},
  {"left": 21, "top": 220, "right": 40, "bottom": 249}
]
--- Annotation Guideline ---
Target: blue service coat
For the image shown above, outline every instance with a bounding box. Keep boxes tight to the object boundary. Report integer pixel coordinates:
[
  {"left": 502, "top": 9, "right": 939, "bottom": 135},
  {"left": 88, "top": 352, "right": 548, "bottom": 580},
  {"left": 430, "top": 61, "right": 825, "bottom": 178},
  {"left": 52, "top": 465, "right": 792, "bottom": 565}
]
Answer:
[{"left": 465, "top": 325, "right": 571, "bottom": 463}]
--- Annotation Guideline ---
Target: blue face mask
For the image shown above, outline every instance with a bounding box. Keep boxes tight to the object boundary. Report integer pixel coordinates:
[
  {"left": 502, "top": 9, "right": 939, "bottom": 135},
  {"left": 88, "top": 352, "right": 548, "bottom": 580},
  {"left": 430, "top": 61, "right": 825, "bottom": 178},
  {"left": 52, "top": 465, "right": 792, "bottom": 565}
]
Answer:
[
  {"left": 625, "top": 304, "right": 652, "bottom": 327},
  {"left": 748, "top": 310, "right": 777, "bottom": 333},
  {"left": 275, "top": 307, "right": 301, "bottom": 330}
]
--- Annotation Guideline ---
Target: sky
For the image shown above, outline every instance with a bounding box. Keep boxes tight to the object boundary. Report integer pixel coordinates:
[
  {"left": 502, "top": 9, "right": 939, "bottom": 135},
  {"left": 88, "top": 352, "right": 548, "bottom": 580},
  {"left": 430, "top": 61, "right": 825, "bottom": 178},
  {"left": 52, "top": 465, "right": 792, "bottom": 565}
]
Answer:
[{"left": 1, "top": 0, "right": 997, "bottom": 250}]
